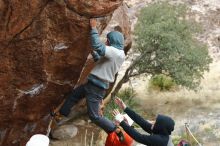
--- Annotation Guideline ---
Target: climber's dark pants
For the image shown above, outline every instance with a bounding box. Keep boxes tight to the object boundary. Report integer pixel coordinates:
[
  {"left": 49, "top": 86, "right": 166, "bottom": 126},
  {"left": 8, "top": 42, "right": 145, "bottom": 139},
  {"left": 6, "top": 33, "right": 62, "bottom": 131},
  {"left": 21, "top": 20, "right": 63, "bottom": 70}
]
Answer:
[{"left": 60, "top": 81, "right": 116, "bottom": 133}]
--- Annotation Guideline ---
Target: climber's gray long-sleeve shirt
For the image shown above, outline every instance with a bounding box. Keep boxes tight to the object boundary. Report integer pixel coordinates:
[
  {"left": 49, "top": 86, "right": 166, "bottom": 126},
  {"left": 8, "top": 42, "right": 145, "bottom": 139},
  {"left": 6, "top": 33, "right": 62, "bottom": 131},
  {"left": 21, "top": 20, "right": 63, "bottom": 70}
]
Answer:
[{"left": 88, "top": 28, "right": 125, "bottom": 88}]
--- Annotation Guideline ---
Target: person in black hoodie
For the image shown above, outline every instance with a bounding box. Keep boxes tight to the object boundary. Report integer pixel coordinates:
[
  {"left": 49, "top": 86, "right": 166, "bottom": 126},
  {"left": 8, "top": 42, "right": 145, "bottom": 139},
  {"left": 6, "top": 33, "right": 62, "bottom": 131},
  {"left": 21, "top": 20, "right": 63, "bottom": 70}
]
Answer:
[{"left": 113, "top": 97, "right": 175, "bottom": 146}]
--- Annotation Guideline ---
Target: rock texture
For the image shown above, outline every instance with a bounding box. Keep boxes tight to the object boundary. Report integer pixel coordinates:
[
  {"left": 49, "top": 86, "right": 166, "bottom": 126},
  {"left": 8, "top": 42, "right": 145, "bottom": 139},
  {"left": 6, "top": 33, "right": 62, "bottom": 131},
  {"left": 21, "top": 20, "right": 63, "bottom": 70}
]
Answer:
[
  {"left": 51, "top": 124, "right": 78, "bottom": 140},
  {"left": 0, "top": 0, "right": 131, "bottom": 146}
]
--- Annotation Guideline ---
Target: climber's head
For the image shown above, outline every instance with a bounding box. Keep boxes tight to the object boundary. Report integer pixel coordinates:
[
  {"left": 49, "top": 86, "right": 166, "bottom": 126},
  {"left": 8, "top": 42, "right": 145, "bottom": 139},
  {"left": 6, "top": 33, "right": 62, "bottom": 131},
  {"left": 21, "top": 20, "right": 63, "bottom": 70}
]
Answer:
[
  {"left": 106, "top": 31, "right": 124, "bottom": 50},
  {"left": 151, "top": 114, "right": 175, "bottom": 135}
]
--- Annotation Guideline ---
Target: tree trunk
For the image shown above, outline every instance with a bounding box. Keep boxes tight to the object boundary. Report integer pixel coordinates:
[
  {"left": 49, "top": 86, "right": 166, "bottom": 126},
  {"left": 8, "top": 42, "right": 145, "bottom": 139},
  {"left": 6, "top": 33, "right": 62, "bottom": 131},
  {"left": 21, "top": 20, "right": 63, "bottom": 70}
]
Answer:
[
  {"left": 104, "top": 49, "right": 153, "bottom": 103},
  {"left": 104, "top": 65, "right": 134, "bottom": 104},
  {"left": 111, "top": 69, "right": 130, "bottom": 97}
]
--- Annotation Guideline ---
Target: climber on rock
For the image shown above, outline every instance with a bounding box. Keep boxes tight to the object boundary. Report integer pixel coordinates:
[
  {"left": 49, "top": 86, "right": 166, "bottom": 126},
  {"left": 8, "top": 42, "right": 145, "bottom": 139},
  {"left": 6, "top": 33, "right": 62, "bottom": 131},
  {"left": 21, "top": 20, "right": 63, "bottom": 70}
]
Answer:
[
  {"left": 113, "top": 97, "right": 175, "bottom": 146},
  {"left": 55, "top": 18, "right": 126, "bottom": 136}
]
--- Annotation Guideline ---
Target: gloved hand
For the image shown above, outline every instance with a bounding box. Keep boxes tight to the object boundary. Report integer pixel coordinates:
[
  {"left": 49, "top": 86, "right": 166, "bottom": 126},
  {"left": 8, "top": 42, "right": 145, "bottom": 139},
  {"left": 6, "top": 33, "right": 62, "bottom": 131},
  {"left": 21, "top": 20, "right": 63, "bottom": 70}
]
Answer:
[
  {"left": 115, "top": 114, "right": 124, "bottom": 123},
  {"left": 113, "top": 109, "right": 124, "bottom": 123}
]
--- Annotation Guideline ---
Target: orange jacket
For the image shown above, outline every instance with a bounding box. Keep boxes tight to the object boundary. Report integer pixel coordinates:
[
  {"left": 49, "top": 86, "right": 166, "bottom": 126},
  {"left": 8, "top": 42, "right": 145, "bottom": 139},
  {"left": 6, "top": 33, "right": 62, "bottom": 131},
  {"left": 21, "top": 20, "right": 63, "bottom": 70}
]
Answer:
[{"left": 105, "top": 131, "right": 133, "bottom": 146}]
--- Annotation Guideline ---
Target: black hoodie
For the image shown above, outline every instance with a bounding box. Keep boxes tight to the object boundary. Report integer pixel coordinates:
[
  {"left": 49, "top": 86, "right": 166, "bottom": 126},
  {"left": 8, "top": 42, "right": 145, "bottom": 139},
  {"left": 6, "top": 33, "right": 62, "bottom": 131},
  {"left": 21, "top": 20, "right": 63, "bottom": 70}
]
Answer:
[{"left": 120, "top": 108, "right": 175, "bottom": 146}]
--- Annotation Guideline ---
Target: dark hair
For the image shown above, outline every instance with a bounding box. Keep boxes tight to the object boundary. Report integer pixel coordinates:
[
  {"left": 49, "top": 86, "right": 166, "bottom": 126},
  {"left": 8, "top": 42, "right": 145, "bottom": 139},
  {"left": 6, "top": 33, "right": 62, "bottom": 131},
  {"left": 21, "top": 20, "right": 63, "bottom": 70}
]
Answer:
[{"left": 114, "top": 26, "right": 123, "bottom": 33}]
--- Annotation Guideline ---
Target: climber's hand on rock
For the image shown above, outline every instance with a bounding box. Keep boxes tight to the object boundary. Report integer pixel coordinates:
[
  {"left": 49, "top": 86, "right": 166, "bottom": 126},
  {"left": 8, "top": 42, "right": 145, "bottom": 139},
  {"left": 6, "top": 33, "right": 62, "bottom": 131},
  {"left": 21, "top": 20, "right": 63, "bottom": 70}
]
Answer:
[{"left": 90, "top": 19, "right": 97, "bottom": 28}]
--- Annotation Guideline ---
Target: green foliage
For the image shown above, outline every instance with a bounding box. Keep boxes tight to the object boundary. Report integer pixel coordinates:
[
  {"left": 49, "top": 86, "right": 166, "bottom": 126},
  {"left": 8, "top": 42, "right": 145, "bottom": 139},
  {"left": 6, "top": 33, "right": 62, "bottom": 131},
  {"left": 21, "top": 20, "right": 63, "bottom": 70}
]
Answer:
[
  {"left": 173, "top": 133, "right": 192, "bottom": 146},
  {"left": 173, "top": 132, "right": 201, "bottom": 146},
  {"left": 149, "top": 74, "right": 176, "bottom": 91},
  {"left": 133, "top": 2, "right": 212, "bottom": 90},
  {"left": 117, "top": 88, "right": 138, "bottom": 107},
  {"left": 104, "top": 88, "right": 138, "bottom": 120}
]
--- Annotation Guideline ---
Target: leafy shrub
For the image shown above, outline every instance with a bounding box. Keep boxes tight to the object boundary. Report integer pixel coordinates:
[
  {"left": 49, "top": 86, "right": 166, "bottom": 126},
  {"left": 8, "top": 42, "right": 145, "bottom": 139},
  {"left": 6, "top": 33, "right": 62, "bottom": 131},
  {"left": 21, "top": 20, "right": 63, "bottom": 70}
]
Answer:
[
  {"left": 173, "top": 133, "right": 200, "bottom": 146},
  {"left": 104, "top": 88, "right": 138, "bottom": 120},
  {"left": 133, "top": 2, "right": 212, "bottom": 90},
  {"left": 149, "top": 74, "right": 176, "bottom": 91}
]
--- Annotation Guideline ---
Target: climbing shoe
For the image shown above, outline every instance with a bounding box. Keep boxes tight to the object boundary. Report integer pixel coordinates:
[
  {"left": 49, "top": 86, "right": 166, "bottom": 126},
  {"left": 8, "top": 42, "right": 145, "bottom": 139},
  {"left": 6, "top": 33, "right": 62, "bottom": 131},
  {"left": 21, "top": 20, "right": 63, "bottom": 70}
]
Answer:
[{"left": 51, "top": 111, "right": 70, "bottom": 125}]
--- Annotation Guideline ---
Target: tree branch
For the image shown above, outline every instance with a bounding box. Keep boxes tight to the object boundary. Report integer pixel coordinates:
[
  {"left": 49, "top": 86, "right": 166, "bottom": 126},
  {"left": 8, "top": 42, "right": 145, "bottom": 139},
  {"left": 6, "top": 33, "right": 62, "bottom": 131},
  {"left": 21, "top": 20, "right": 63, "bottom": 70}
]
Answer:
[{"left": 108, "top": 48, "right": 156, "bottom": 99}]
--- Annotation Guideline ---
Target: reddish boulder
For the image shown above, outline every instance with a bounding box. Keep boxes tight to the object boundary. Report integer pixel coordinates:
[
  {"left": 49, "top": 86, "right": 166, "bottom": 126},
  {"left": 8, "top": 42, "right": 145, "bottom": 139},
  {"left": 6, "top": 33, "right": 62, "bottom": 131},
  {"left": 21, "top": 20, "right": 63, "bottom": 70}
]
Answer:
[{"left": 0, "top": 0, "right": 130, "bottom": 145}]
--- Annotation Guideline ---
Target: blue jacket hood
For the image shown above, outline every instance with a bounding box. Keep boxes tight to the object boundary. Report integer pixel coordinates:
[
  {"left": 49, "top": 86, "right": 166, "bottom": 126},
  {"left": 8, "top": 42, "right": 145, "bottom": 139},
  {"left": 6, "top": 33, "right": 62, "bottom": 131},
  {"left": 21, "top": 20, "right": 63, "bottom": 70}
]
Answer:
[
  {"left": 152, "top": 114, "right": 175, "bottom": 135},
  {"left": 107, "top": 31, "right": 124, "bottom": 50}
]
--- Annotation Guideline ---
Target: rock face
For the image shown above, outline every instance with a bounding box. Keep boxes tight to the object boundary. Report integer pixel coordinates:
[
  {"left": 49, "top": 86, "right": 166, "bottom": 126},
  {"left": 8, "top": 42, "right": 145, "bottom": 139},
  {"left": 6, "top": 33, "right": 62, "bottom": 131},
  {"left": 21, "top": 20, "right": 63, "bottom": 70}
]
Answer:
[
  {"left": 51, "top": 124, "right": 78, "bottom": 140},
  {"left": 0, "top": 1, "right": 131, "bottom": 146}
]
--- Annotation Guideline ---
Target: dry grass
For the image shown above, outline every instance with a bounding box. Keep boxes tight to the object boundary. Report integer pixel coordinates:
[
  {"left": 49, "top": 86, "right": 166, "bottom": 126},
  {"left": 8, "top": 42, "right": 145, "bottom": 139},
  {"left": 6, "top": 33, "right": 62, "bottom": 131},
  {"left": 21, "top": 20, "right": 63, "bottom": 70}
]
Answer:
[
  {"left": 122, "top": 61, "right": 220, "bottom": 115},
  {"left": 118, "top": 61, "right": 220, "bottom": 145}
]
